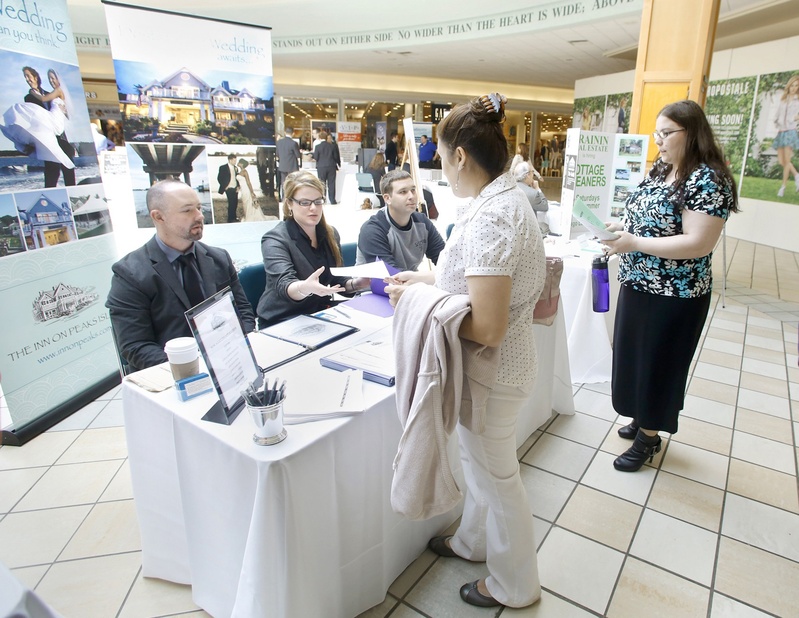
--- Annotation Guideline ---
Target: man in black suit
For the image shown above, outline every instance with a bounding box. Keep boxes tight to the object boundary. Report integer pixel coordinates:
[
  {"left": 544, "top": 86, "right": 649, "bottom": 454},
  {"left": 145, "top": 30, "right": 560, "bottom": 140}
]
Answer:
[
  {"left": 312, "top": 131, "right": 340, "bottom": 204},
  {"left": 106, "top": 179, "right": 255, "bottom": 372},
  {"left": 385, "top": 131, "right": 399, "bottom": 170},
  {"left": 275, "top": 126, "right": 301, "bottom": 200},
  {"left": 217, "top": 153, "right": 239, "bottom": 222},
  {"left": 22, "top": 66, "right": 75, "bottom": 188}
]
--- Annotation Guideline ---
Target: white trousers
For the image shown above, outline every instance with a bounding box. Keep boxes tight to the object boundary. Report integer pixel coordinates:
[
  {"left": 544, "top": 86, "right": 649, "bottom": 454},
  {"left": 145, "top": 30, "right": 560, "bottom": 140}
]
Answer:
[{"left": 449, "top": 382, "right": 541, "bottom": 607}]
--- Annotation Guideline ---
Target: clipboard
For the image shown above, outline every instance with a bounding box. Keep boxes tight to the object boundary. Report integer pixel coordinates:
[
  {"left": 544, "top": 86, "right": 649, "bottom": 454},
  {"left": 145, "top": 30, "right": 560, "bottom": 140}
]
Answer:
[
  {"left": 185, "top": 287, "right": 263, "bottom": 425},
  {"left": 259, "top": 314, "right": 358, "bottom": 350}
]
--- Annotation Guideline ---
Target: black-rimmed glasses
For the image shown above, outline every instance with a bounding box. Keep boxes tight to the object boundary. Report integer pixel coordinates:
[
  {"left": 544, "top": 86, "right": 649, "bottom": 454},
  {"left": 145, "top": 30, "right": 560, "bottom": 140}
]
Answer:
[{"left": 289, "top": 197, "right": 326, "bottom": 208}]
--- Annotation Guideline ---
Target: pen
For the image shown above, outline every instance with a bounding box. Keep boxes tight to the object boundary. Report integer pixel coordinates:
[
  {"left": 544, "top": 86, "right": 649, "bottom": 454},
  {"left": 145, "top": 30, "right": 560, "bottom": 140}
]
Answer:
[
  {"left": 339, "top": 373, "right": 351, "bottom": 407},
  {"left": 332, "top": 306, "right": 350, "bottom": 319}
]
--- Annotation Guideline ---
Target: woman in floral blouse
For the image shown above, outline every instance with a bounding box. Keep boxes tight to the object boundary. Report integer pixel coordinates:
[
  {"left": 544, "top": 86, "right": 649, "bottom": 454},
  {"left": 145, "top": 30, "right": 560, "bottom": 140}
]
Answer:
[{"left": 602, "top": 100, "right": 739, "bottom": 472}]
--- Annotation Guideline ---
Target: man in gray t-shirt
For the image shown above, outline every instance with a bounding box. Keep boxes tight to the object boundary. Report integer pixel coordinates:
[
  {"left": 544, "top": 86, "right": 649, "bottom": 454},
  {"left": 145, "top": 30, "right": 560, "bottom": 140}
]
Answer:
[{"left": 356, "top": 170, "right": 445, "bottom": 271}]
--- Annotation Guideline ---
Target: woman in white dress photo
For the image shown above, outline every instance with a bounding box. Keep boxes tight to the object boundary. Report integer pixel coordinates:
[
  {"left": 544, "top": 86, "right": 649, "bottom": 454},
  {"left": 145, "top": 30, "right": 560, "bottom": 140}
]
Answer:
[
  {"left": 0, "top": 67, "right": 75, "bottom": 170},
  {"left": 238, "top": 159, "right": 266, "bottom": 221}
]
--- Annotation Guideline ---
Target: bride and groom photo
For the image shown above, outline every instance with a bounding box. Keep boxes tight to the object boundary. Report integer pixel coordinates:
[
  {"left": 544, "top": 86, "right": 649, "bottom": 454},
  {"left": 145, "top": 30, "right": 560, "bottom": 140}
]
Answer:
[
  {"left": 0, "top": 55, "right": 98, "bottom": 191},
  {"left": 216, "top": 152, "right": 269, "bottom": 223}
]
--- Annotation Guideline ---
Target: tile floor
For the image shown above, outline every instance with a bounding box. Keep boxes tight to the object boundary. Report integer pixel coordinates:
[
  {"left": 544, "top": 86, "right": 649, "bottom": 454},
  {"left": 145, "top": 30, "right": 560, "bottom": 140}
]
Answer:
[{"left": 1, "top": 237, "right": 797, "bottom": 618}]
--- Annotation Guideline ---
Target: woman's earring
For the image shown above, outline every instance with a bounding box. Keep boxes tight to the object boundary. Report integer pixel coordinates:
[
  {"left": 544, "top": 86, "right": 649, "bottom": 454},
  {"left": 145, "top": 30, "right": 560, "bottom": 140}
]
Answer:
[{"left": 455, "top": 169, "right": 460, "bottom": 191}]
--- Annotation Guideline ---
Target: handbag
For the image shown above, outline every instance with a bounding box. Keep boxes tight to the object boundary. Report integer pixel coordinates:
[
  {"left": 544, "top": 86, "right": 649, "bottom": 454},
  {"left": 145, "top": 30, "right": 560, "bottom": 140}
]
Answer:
[{"left": 533, "top": 257, "right": 563, "bottom": 326}]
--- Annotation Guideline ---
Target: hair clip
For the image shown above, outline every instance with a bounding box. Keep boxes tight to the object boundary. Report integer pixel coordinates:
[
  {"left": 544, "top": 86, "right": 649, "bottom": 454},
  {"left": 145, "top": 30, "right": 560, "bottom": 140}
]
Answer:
[{"left": 479, "top": 92, "right": 507, "bottom": 114}]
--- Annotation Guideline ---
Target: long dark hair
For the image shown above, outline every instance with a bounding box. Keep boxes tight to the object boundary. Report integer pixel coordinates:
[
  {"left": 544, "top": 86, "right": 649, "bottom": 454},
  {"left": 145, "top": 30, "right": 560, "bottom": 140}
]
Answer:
[
  {"left": 650, "top": 100, "right": 739, "bottom": 213},
  {"left": 437, "top": 94, "right": 508, "bottom": 179}
]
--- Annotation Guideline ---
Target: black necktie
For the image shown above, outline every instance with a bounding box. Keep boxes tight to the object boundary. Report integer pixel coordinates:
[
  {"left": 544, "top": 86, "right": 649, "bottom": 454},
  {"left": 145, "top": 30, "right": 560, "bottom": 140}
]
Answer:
[{"left": 177, "top": 253, "right": 205, "bottom": 307}]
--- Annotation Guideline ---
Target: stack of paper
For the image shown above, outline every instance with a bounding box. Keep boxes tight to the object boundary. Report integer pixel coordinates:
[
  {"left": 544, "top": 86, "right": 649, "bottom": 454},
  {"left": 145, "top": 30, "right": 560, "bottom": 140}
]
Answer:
[
  {"left": 319, "top": 326, "right": 395, "bottom": 385},
  {"left": 281, "top": 368, "right": 365, "bottom": 424}
]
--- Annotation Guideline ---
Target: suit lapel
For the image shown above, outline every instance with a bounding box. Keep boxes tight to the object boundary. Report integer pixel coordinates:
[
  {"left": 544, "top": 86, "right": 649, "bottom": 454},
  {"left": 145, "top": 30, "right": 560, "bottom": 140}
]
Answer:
[
  {"left": 146, "top": 236, "right": 192, "bottom": 309},
  {"left": 194, "top": 242, "right": 217, "bottom": 299}
]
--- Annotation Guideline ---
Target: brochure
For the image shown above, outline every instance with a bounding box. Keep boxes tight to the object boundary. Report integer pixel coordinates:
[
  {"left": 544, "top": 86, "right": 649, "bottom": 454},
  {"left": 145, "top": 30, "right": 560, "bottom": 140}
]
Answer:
[{"left": 572, "top": 197, "right": 619, "bottom": 240}]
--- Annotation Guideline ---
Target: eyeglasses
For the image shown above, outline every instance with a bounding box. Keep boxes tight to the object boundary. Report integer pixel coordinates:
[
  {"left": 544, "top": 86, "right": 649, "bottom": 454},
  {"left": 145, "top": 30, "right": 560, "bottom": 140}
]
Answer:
[
  {"left": 289, "top": 197, "right": 326, "bottom": 208},
  {"left": 652, "top": 129, "right": 685, "bottom": 141}
]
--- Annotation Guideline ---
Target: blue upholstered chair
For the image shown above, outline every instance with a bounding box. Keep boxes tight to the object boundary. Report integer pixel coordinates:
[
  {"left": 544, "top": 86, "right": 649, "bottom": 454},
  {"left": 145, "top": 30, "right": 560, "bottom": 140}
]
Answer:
[
  {"left": 341, "top": 242, "right": 357, "bottom": 267},
  {"left": 238, "top": 263, "right": 266, "bottom": 328}
]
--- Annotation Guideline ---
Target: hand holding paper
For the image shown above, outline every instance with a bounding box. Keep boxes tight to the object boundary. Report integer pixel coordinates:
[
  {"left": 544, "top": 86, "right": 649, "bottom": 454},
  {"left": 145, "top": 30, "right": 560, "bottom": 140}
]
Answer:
[{"left": 572, "top": 197, "right": 620, "bottom": 240}]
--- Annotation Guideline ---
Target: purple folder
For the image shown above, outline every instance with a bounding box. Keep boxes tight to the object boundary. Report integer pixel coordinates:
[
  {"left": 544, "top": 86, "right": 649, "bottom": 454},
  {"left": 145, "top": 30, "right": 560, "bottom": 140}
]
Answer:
[{"left": 341, "top": 293, "right": 394, "bottom": 317}]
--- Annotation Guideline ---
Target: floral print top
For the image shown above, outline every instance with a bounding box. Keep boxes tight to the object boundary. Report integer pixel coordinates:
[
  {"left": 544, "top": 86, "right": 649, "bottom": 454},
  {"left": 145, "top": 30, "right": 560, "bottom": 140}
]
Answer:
[{"left": 618, "top": 164, "right": 733, "bottom": 298}]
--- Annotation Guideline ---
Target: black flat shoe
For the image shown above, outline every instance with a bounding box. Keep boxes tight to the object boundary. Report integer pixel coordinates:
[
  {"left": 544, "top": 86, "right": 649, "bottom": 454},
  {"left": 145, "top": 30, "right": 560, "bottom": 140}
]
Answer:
[
  {"left": 617, "top": 420, "right": 639, "bottom": 440},
  {"left": 613, "top": 431, "right": 662, "bottom": 472},
  {"left": 460, "top": 580, "right": 501, "bottom": 608},
  {"left": 428, "top": 535, "right": 459, "bottom": 558}
]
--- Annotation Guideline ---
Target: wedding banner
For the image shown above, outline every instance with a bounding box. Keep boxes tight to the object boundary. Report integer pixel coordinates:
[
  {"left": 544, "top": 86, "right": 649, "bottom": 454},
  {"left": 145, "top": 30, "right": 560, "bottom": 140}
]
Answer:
[
  {"left": 103, "top": 1, "right": 277, "bottom": 225},
  {"left": 0, "top": 0, "right": 119, "bottom": 445}
]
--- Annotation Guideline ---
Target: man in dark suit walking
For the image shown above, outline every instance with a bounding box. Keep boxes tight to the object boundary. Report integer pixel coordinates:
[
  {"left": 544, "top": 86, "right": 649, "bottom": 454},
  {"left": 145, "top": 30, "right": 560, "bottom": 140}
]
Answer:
[
  {"left": 217, "top": 153, "right": 239, "bottom": 222},
  {"left": 22, "top": 66, "right": 75, "bottom": 188},
  {"left": 312, "top": 131, "right": 340, "bottom": 204},
  {"left": 106, "top": 179, "right": 255, "bottom": 372},
  {"left": 276, "top": 126, "right": 301, "bottom": 199},
  {"left": 385, "top": 131, "right": 399, "bottom": 170}
]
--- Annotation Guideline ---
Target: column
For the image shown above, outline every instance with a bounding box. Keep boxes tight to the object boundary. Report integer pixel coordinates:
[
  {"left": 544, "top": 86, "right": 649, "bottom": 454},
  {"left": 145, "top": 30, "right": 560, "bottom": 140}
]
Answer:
[{"left": 629, "top": 0, "right": 721, "bottom": 161}]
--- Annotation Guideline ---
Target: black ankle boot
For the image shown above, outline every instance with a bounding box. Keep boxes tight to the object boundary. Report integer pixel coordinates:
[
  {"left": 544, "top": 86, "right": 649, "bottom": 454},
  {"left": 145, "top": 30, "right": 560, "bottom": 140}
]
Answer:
[
  {"left": 613, "top": 431, "right": 662, "bottom": 472},
  {"left": 617, "top": 420, "right": 639, "bottom": 440}
]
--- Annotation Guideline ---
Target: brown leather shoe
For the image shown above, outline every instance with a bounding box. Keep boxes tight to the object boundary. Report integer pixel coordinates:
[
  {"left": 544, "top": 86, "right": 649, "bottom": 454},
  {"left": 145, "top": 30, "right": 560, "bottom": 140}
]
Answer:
[
  {"left": 460, "top": 580, "right": 501, "bottom": 607},
  {"left": 428, "top": 535, "right": 459, "bottom": 558}
]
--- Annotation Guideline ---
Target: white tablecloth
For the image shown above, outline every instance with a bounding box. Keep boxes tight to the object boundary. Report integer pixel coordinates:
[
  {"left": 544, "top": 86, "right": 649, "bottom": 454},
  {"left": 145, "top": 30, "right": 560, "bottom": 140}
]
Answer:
[
  {"left": 549, "top": 248, "right": 620, "bottom": 383},
  {"left": 123, "top": 311, "right": 573, "bottom": 618}
]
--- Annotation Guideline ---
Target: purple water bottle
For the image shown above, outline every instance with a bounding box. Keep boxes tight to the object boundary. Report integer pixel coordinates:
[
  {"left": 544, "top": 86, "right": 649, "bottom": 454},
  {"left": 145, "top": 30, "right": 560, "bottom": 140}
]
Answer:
[{"left": 592, "top": 255, "right": 610, "bottom": 313}]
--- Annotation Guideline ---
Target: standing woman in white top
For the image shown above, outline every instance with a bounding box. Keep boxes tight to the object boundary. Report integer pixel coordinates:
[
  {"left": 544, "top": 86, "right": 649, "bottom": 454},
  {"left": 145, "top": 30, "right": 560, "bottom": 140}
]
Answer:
[
  {"left": 386, "top": 93, "right": 546, "bottom": 609},
  {"left": 774, "top": 73, "right": 799, "bottom": 198}
]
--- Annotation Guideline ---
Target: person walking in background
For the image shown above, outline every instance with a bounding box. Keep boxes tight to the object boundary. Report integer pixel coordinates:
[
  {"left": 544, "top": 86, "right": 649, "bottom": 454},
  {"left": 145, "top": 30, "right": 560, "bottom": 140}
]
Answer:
[
  {"left": 386, "top": 92, "right": 545, "bottom": 609},
  {"left": 217, "top": 154, "right": 239, "bottom": 222},
  {"left": 601, "top": 100, "right": 738, "bottom": 472},
  {"left": 773, "top": 73, "right": 799, "bottom": 198},
  {"left": 385, "top": 130, "right": 399, "bottom": 170},
  {"left": 276, "top": 126, "right": 301, "bottom": 200},
  {"left": 313, "top": 130, "right": 340, "bottom": 204},
  {"left": 366, "top": 151, "right": 386, "bottom": 199}
]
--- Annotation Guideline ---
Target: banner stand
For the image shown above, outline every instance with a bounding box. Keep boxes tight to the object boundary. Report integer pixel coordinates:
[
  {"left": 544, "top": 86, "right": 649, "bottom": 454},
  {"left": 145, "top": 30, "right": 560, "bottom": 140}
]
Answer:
[{"left": 1, "top": 373, "right": 119, "bottom": 446}]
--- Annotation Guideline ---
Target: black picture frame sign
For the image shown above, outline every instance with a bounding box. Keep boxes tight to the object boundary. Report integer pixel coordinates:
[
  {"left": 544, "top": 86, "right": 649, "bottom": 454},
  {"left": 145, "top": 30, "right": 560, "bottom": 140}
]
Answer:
[{"left": 184, "top": 287, "right": 263, "bottom": 425}]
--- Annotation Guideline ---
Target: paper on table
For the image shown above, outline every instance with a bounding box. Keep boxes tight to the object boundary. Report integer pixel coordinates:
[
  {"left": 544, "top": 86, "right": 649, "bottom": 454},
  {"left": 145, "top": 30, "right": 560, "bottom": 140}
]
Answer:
[
  {"left": 125, "top": 364, "right": 174, "bottom": 392},
  {"left": 248, "top": 332, "right": 308, "bottom": 369},
  {"left": 330, "top": 261, "right": 391, "bottom": 278},
  {"left": 572, "top": 197, "right": 619, "bottom": 240},
  {"left": 282, "top": 367, "right": 364, "bottom": 423}
]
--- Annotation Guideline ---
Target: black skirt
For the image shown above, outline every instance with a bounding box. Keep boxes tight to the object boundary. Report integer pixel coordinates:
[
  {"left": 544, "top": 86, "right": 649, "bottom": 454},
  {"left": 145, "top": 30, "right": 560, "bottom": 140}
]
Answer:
[{"left": 611, "top": 284, "right": 711, "bottom": 434}]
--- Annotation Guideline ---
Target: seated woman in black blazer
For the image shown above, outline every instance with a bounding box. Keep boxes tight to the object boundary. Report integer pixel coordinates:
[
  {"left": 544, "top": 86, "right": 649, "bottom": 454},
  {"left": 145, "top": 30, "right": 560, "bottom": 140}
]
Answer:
[{"left": 257, "top": 171, "right": 368, "bottom": 326}]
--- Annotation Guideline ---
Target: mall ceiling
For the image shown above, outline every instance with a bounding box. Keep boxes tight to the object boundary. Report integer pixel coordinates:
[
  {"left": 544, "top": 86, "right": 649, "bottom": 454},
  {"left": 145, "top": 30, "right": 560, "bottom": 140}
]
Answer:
[{"left": 69, "top": 0, "right": 799, "bottom": 91}]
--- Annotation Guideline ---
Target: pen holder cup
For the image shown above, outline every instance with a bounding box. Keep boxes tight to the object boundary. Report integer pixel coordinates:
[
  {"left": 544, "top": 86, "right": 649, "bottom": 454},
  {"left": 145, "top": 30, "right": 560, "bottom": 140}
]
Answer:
[{"left": 248, "top": 398, "right": 287, "bottom": 446}]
